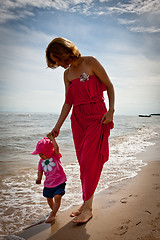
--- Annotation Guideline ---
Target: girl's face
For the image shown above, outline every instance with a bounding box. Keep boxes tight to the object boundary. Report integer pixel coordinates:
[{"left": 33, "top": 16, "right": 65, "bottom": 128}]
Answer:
[
  {"left": 50, "top": 54, "right": 70, "bottom": 69},
  {"left": 39, "top": 153, "right": 48, "bottom": 160}
]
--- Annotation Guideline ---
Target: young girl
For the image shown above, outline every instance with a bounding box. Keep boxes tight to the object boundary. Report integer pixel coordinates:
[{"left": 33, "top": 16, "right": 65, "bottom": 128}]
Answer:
[
  {"left": 46, "top": 37, "right": 115, "bottom": 224},
  {"left": 32, "top": 134, "right": 67, "bottom": 223}
]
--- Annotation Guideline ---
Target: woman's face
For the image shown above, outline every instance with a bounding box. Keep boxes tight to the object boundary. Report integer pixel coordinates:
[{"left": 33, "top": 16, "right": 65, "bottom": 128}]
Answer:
[{"left": 50, "top": 53, "right": 70, "bottom": 69}]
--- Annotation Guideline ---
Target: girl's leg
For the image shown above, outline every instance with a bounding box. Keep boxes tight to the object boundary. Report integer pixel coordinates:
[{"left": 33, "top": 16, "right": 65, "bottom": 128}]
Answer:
[
  {"left": 47, "top": 197, "right": 54, "bottom": 210},
  {"left": 45, "top": 195, "right": 62, "bottom": 223},
  {"left": 72, "top": 195, "right": 93, "bottom": 223}
]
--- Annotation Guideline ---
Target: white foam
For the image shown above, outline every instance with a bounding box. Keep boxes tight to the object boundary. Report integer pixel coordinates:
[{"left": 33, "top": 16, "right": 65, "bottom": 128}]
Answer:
[{"left": 1, "top": 114, "right": 160, "bottom": 236}]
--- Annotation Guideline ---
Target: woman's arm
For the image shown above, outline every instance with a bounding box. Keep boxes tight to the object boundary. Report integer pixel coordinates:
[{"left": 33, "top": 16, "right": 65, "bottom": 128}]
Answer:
[
  {"left": 51, "top": 103, "right": 72, "bottom": 137},
  {"left": 49, "top": 71, "right": 72, "bottom": 137},
  {"left": 89, "top": 57, "right": 115, "bottom": 124}
]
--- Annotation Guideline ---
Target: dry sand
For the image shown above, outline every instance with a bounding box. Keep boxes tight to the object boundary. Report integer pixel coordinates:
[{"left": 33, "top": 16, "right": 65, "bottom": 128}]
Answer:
[{"left": 15, "top": 138, "right": 160, "bottom": 240}]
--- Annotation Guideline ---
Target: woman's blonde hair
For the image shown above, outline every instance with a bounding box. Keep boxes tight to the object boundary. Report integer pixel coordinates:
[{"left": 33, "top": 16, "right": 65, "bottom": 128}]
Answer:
[{"left": 46, "top": 37, "right": 81, "bottom": 68}]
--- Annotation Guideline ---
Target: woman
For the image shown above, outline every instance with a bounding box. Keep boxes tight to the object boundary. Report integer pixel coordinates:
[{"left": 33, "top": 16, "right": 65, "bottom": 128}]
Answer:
[{"left": 46, "top": 37, "right": 115, "bottom": 223}]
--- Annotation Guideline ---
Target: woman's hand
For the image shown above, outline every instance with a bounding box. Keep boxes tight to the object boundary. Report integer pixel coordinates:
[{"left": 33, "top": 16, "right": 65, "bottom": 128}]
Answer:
[
  {"left": 101, "top": 110, "right": 114, "bottom": 124},
  {"left": 48, "top": 127, "right": 60, "bottom": 138}
]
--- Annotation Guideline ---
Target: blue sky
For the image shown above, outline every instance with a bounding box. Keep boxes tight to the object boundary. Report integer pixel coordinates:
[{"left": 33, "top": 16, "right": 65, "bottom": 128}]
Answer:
[{"left": 0, "top": 0, "right": 160, "bottom": 115}]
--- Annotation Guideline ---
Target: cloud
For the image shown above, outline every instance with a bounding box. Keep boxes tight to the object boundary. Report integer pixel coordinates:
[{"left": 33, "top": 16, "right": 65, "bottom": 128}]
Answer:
[
  {"left": 96, "top": 0, "right": 160, "bottom": 34},
  {"left": 118, "top": 18, "right": 137, "bottom": 25},
  {"left": 1, "top": 0, "right": 160, "bottom": 23},
  {"left": 0, "top": 26, "right": 53, "bottom": 79},
  {"left": 105, "top": 0, "right": 160, "bottom": 15},
  {"left": 129, "top": 26, "right": 160, "bottom": 33},
  {"left": 0, "top": 25, "right": 64, "bottom": 98},
  {"left": 0, "top": 0, "right": 93, "bottom": 23},
  {"left": 0, "top": 0, "right": 160, "bottom": 35},
  {"left": 116, "top": 0, "right": 160, "bottom": 34},
  {"left": 0, "top": 0, "right": 36, "bottom": 23},
  {"left": 0, "top": 1, "right": 160, "bottom": 115},
  {"left": 118, "top": 17, "right": 160, "bottom": 33}
]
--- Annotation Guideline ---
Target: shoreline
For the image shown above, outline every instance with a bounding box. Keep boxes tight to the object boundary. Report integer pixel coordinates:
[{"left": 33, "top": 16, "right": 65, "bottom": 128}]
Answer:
[{"left": 3, "top": 136, "right": 160, "bottom": 240}]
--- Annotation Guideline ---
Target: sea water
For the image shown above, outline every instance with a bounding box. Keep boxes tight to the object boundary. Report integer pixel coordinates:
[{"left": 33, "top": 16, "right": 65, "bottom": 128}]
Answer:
[{"left": 0, "top": 113, "right": 160, "bottom": 236}]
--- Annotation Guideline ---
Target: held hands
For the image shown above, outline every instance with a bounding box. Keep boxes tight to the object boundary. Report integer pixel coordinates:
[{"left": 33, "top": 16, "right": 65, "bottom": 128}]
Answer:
[
  {"left": 101, "top": 110, "right": 114, "bottom": 124},
  {"left": 47, "top": 127, "right": 60, "bottom": 138},
  {"left": 47, "top": 132, "right": 55, "bottom": 141}
]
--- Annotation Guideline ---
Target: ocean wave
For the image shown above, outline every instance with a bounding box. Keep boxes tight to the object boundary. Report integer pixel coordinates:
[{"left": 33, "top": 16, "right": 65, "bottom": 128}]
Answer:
[{"left": 0, "top": 114, "right": 160, "bottom": 236}]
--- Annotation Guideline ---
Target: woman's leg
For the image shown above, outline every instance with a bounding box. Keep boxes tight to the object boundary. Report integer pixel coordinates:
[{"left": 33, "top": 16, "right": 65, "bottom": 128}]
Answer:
[
  {"left": 70, "top": 104, "right": 109, "bottom": 223},
  {"left": 72, "top": 195, "right": 93, "bottom": 223}
]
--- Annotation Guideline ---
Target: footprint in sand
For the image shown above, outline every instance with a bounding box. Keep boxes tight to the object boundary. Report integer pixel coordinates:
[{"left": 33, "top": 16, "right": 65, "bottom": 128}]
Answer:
[
  {"left": 120, "top": 194, "right": 138, "bottom": 204},
  {"left": 152, "top": 183, "right": 160, "bottom": 190},
  {"left": 157, "top": 203, "right": 160, "bottom": 208},
  {"left": 115, "top": 219, "right": 131, "bottom": 236},
  {"left": 152, "top": 173, "right": 160, "bottom": 177},
  {"left": 120, "top": 197, "right": 127, "bottom": 203},
  {"left": 145, "top": 210, "right": 151, "bottom": 215}
]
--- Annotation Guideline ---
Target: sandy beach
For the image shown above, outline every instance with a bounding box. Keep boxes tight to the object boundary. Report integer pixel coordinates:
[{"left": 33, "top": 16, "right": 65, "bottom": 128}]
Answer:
[{"left": 8, "top": 137, "right": 160, "bottom": 240}]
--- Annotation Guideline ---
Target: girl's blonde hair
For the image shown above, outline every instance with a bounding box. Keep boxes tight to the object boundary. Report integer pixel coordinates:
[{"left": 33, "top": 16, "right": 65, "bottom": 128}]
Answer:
[{"left": 46, "top": 37, "right": 81, "bottom": 68}]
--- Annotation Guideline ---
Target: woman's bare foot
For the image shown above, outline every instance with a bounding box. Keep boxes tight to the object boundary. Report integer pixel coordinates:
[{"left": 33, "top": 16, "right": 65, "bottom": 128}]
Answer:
[
  {"left": 72, "top": 209, "right": 93, "bottom": 224},
  {"left": 45, "top": 212, "right": 56, "bottom": 223},
  {"left": 70, "top": 209, "right": 81, "bottom": 217},
  {"left": 70, "top": 204, "right": 84, "bottom": 217}
]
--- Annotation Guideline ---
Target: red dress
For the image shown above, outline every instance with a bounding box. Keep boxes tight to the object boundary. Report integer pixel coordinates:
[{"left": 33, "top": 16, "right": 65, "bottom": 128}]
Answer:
[{"left": 65, "top": 74, "right": 113, "bottom": 201}]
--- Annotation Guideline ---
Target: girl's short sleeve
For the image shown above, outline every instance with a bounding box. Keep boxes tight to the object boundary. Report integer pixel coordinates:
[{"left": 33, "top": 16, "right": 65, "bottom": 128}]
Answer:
[
  {"left": 38, "top": 160, "right": 43, "bottom": 172},
  {"left": 65, "top": 86, "right": 73, "bottom": 105}
]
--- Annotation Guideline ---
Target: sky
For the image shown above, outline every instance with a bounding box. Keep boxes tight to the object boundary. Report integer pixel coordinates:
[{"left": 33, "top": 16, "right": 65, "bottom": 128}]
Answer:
[{"left": 0, "top": 0, "right": 160, "bottom": 115}]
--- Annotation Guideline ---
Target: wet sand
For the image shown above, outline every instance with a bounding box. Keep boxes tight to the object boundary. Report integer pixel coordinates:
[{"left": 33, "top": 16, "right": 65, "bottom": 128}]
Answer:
[{"left": 11, "top": 138, "right": 160, "bottom": 240}]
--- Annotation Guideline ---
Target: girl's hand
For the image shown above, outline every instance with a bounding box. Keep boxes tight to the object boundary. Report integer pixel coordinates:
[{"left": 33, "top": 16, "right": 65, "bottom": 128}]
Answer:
[
  {"left": 36, "top": 179, "right": 41, "bottom": 184},
  {"left": 101, "top": 110, "right": 114, "bottom": 124},
  {"left": 47, "top": 132, "right": 60, "bottom": 155}
]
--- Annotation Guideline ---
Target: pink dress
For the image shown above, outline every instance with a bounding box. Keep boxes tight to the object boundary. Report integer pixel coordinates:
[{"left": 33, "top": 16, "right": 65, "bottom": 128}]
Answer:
[{"left": 65, "top": 74, "right": 113, "bottom": 201}]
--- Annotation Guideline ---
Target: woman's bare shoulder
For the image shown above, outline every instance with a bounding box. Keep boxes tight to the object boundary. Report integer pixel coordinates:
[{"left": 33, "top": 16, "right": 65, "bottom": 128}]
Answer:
[
  {"left": 83, "top": 56, "right": 99, "bottom": 68},
  {"left": 83, "top": 56, "right": 97, "bottom": 63},
  {"left": 83, "top": 56, "right": 101, "bottom": 70}
]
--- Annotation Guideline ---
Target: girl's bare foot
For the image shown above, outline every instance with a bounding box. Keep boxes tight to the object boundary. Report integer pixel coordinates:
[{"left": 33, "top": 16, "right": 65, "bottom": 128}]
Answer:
[
  {"left": 45, "top": 212, "right": 56, "bottom": 223},
  {"left": 72, "top": 209, "right": 93, "bottom": 224}
]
